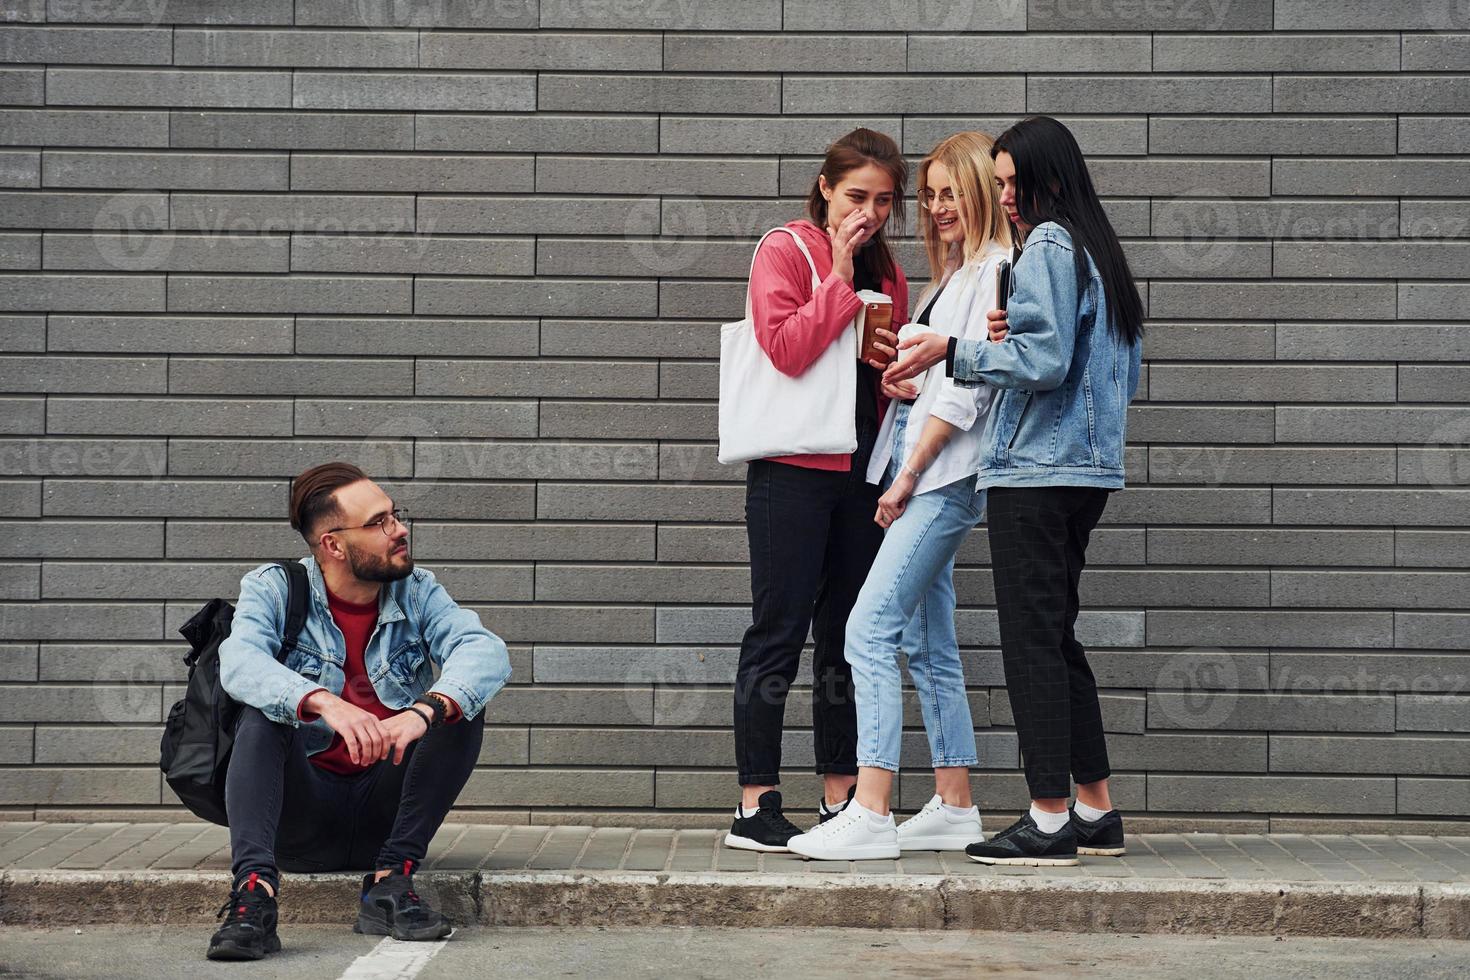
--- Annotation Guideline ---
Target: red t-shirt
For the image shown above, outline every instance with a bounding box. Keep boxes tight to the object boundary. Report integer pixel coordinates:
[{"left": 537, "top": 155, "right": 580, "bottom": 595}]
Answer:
[{"left": 310, "top": 585, "right": 396, "bottom": 775}]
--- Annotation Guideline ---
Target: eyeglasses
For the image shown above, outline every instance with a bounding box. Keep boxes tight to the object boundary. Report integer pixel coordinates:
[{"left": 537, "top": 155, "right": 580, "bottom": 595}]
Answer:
[
  {"left": 919, "top": 187, "right": 960, "bottom": 212},
  {"left": 325, "top": 507, "right": 409, "bottom": 538}
]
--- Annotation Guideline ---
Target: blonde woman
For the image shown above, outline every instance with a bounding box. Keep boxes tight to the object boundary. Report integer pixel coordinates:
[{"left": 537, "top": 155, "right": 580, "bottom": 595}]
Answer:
[{"left": 788, "top": 132, "right": 1013, "bottom": 860}]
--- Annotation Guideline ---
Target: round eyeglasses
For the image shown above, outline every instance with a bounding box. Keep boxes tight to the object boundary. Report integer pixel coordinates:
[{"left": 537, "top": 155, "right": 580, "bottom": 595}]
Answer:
[
  {"left": 919, "top": 188, "right": 960, "bottom": 212},
  {"left": 325, "top": 507, "right": 409, "bottom": 538}
]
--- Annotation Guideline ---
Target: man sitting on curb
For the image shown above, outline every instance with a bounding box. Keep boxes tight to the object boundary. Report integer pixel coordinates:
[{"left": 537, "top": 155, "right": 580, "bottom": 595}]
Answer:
[{"left": 208, "top": 462, "right": 511, "bottom": 961}]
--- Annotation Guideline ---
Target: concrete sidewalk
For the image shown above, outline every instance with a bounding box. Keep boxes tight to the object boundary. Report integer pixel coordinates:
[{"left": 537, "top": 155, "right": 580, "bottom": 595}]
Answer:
[{"left": 3, "top": 821, "right": 1469, "bottom": 939}]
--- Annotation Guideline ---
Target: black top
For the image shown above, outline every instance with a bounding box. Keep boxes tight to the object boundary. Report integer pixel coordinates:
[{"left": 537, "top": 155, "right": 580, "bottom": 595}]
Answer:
[{"left": 916, "top": 280, "right": 945, "bottom": 327}]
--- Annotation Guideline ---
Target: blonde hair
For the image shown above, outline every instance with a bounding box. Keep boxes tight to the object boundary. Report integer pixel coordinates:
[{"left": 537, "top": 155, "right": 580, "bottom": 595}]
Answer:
[{"left": 916, "top": 131, "right": 1012, "bottom": 288}]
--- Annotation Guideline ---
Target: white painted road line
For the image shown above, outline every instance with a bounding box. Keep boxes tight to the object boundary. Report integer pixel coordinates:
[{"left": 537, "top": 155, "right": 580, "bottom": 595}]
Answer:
[{"left": 337, "top": 937, "right": 448, "bottom": 980}]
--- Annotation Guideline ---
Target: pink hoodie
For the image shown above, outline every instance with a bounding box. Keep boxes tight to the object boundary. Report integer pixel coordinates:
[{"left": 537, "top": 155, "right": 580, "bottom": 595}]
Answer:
[{"left": 748, "top": 219, "right": 911, "bottom": 472}]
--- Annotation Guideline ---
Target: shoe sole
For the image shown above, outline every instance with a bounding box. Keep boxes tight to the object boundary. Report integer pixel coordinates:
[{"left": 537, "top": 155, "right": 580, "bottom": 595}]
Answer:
[
  {"left": 1077, "top": 845, "right": 1126, "bottom": 856},
  {"left": 723, "top": 832, "right": 791, "bottom": 853},
  {"left": 899, "top": 834, "right": 983, "bottom": 851},
  {"left": 206, "top": 934, "right": 280, "bottom": 961},
  {"left": 790, "top": 843, "right": 901, "bottom": 861},
  {"left": 355, "top": 912, "right": 454, "bottom": 942},
  {"left": 967, "top": 854, "right": 1080, "bottom": 867}
]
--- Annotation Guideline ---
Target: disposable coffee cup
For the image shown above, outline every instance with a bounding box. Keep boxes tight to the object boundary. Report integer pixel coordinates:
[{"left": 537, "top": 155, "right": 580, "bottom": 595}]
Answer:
[
  {"left": 889, "top": 322, "right": 927, "bottom": 398},
  {"left": 855, "top": 289, "right": 893, "bottom": 365}
]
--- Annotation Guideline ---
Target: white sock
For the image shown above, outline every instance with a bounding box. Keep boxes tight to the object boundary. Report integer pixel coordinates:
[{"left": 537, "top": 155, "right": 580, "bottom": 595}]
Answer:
[
  {"left": 739, "top": 803, "right": 761, "bottom": 818},
  {"left": 822, "top": 796, "right": 849, "bottom": 814},
  {"left": 850, "top": 800, "right": 894, "bottom": 825},
  {"left": 1073, "top": 800, "right": 1110, "bottom": 822},
  {"left": 1029, "top": 804, "right": 1069, "bottom": 834},
  {"left": 942, "top": 801, "right": 977, "bottom": 817}
]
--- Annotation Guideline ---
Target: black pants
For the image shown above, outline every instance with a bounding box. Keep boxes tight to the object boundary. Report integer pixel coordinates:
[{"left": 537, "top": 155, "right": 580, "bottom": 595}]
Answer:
[
  {"left": 225, "top": 706, "right": 483, "bottom": 893},
  {"left": 987, "top": 485, "right": 1113, "bottom": 800},
  {"left": 733, "top": 436, "right": 883, "bottom": 786}
]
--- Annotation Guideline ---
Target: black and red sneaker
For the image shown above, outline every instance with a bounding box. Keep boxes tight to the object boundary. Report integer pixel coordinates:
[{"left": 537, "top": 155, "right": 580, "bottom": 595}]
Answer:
[
  {"left": 356, "top": 860, "right": 454, "bottom": 941},
  {"left": 206, "top": 872, "right": 281, "bottom": 961}
]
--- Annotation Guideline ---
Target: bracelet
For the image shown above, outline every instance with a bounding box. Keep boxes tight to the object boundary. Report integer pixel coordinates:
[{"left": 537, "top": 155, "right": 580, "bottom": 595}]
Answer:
[
  {"left": 901, "top": 463, "right": 922, "bottom": 480},
  {"left": 414, "top": 694, "right": 447, "bottom": 728},
  {"left": 406, "top": 705, "right": 434, "bottom": 735}
]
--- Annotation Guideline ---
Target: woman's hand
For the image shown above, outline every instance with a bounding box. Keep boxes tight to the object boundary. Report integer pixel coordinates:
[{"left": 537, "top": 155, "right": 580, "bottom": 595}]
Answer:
[
  {"left": 884, "top": 332, "right": 949, "bottom": 384},
  {"left": 988, "top": 308, "right": 1010, "bottom": 342},
  {"left": 829, "top": 209, "right": 872, "bottom": 283},
  {"left": 875, "top": 467, "right": 916, "bottom": 528},
  {"left": 880, "top": 374, "right": 918, "bottom": 401},
  {"left": 863, "top": 326, "right": 898, "bottom": 369}
]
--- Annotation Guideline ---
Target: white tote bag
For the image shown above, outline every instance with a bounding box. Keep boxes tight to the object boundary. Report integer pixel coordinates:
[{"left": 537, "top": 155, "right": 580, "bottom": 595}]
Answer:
[{"left": 718, "top": 228, "right": 858, "bottom": 465}]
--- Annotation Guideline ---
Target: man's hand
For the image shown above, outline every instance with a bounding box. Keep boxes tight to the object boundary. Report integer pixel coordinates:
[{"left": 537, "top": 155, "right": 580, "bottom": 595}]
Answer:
[
  {"left": 884, "top": 332, "right": 949, "bottom": 384},
  {"left": 303, "top": 690, "right": 389, "bottom": 767},
  {"left": 988, "top": 308, "right": 1010, "bottom": 342},
  {"left": 381, "top": 710, "right": 430, "bottom": 765}
]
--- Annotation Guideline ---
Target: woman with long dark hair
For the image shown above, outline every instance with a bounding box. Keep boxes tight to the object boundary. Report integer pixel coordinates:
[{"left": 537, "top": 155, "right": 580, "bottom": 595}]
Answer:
[
  {"left": 726, "top": 128, "right": 911, "bottom": 852},
  {"left": 886, "top": 115, "right": 1144, "bottom": 865}
]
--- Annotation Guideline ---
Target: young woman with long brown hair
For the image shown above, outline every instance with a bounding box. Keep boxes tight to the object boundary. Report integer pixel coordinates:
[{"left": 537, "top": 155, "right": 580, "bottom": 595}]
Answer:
[{"left": 726, "top": 128, "right": 912, "bottom": 852}]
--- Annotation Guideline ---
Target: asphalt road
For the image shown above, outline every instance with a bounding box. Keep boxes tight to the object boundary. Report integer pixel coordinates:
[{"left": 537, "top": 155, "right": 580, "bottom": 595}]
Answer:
[{"left": 1, "top": 925, "right": 1468, "bottom": 979}]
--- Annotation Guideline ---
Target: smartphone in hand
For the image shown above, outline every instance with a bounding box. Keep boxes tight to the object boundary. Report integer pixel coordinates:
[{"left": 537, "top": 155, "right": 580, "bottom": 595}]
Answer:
[{"left": 996, "top": 259, "right": 1012, "bottom": 312}]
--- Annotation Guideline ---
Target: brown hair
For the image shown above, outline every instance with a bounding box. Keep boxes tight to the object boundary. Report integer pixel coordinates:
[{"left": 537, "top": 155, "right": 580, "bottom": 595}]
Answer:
[
  {"left": 805, "top": 127, "right": 907, "bottom": 284},
  {"left": 289, "top": 461, "right": 368, "bottom": 545},
  {"left": 916, "top": 131, "right": 1012, "bottom": 287}
]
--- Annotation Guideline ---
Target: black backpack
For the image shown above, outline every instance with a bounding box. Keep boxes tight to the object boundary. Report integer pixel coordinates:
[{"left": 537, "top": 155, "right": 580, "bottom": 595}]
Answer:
[{"left": 159, "top": 561, "right": 309, "bottom": 826}]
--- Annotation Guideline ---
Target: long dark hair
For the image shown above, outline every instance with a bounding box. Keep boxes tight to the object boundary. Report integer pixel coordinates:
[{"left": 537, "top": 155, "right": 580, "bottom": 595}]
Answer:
[
  {"left": 806, "top": 127, "right": 907, "bottom": 284},
  {"left": 993, "top": 116, "right": 1143, "bottom": 345}
]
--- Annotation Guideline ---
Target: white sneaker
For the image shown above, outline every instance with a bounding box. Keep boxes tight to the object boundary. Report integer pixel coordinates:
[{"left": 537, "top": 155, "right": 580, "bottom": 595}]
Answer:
[
  {"left": 896, "top": 794, "right": 984, "bottom": 851},
  {"left": 786, "top": 800, "right": 900, "bottom": 861}
]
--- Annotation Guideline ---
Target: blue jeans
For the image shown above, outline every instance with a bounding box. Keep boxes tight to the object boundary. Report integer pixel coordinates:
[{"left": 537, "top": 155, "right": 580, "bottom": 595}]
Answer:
[{"left": 845, "top": 423, "right": 985, "bottom": 772}]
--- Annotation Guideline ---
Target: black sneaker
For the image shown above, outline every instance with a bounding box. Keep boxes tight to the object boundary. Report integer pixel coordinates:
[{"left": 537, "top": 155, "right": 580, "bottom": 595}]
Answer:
[
  {"left": 965, "top": 813, "right": 1079, "bottom": 867},
  {"left": 206, "top": 872, "right": 280, "bottom": 961},
  {"left": 1071, "top": 806, "right": 1127, "bottom": 856},
  {"left": 725, "top": 790, "right": 803, "bottom": 852},
  {"left": 818, "top": 785, "right": 856, "bottom": 825},
  {"left": 355, "top": 860, "right": 454, "bottom": 941}
]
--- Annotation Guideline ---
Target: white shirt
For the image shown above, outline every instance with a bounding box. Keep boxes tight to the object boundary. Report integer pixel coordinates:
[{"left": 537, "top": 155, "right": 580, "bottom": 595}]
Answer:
[{"left": 867, "top": 243, "right": 1008, "bottom": 496}]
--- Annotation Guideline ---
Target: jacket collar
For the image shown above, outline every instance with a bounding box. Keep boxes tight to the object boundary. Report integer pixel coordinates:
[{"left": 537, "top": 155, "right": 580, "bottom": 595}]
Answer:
[{"left": 298, "top": 554, "right": 407, "bottom": 626}]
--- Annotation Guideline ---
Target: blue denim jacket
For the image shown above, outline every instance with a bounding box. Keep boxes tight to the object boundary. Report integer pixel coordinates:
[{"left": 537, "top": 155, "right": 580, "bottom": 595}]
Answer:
[
  {"left": 950, "top": 221, "right": 1142, "bottom": 489},
  {"left": 219, "top": 556, "right": 511, "bottom": 754}
]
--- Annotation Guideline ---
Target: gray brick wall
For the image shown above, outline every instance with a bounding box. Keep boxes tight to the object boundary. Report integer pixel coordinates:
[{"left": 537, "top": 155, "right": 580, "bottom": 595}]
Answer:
[{"left": 1, "top": 2, "right": 1468, "bottom": 830}]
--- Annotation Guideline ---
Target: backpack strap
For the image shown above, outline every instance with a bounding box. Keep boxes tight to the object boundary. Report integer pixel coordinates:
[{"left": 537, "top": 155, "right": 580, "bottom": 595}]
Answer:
[{"left": 273, "top": 560, "right": 310, "bottom": 664}]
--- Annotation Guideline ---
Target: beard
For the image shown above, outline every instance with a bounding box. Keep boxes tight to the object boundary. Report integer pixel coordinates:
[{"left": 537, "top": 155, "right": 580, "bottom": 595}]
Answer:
[{"left": 345, "top": 540, "right": 414, "bottom": 583}]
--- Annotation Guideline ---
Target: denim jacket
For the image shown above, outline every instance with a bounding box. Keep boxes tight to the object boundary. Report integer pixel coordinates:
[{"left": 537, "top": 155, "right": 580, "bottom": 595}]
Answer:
[
  {"left": 950, "top": 221, "right": 1142, "bottom": 489},
  {"left": 219, "top": 556, "right": 511, "bottom": 754}
]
